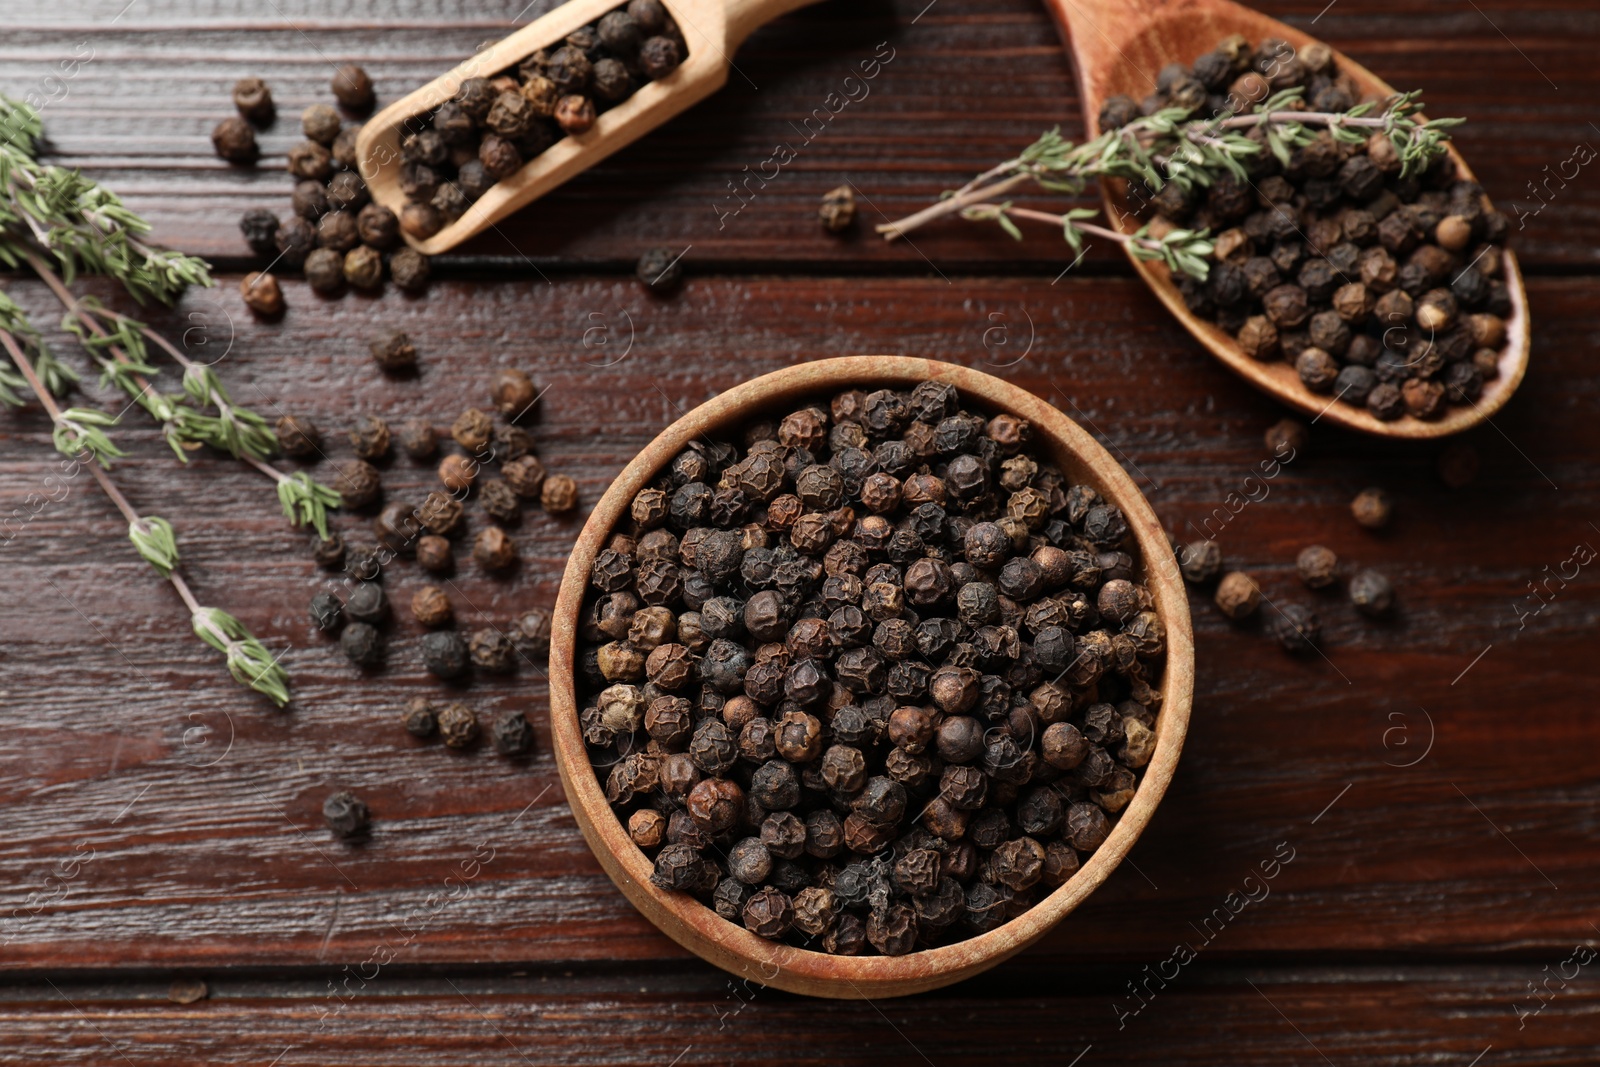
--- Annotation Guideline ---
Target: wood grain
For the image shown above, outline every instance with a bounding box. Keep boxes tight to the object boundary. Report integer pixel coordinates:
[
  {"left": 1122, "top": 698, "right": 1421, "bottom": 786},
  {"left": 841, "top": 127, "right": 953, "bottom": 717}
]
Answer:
[
  {"left": 3, "top": 964, "right": 1597, "bottom": 1064},
  {"left": 1, "top": 273, "right": 1595, "bottom": 975},
  {"left": 0, "top": 0, "right": 1594, "bottom": 270}
]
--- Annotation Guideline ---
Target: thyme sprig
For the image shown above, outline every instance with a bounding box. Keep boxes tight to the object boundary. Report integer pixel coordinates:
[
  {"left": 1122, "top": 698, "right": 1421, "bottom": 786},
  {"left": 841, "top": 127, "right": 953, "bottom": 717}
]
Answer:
[
  {"left": 878, "top": 89, "right": 1462, "bottom": 280},
  {"left": 0, "top": 326, "right": 288, "bottom": 705},
  {"left": 0, "top": 93, "right": 305, "bottom": 702}
]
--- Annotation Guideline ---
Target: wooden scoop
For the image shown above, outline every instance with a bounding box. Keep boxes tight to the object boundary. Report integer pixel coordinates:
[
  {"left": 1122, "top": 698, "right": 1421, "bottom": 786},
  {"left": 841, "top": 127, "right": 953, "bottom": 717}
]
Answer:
[
  {"left": 356, "top": 0, "right": 821, "bottom": 257},
  {"left": 1043, "top": 0, "right": 1530, "bottom": 438}
]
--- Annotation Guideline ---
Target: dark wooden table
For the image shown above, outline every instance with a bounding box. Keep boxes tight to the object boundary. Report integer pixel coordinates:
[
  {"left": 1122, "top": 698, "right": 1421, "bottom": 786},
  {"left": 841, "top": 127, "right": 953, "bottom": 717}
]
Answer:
[{"left": 3, "top": 0, "right": 1598, "bottom": 1062}]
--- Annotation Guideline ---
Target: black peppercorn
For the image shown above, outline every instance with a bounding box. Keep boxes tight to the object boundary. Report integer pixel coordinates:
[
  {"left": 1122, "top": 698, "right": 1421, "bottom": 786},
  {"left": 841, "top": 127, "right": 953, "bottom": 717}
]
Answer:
[
  {"left": 312, "top": 533, "right": 346, "bottom": 570},
  {"left": 403, "top": 697, "right": 437, "bottom": 738},
  {"left": 1272, "top": 603, "right": 1322, "bottom": 653},
  {"left": 469, "top": 627, "right": 516, "bottom": 673},
  {"left": 340, "top": 621, "right": 382, "bottom": 666},
  {"left": 332, "top": 64, "right": 376, "bottom": 113},
  {"left": 323, "top": 791, "right": 370, "bottom": 838},
  {"left": 492, "top": 712, "right": 535, "bottom": 755},
  {"left": 346, "top": 580, "right": 389, "bottom": 624},
  {"left": 310, "top": 591, "right": 344, "bottom": 632},
  {"left": 390, "top": 248, "right": 431, "bottom": 291},
  {"left": 239, "top": 208, "right": 280, "bottom": 255},
  {"left": 274, "top": 217, "right": 316, "bottom": 268},
  {"left": 1350, "top": 568, "right": 1394, "bottom": 617},
  {"left": 304, "top": 248, "right": 346, "bottom": 293},
  {"left": 422, "top": 630, "right": 469, "bottom": 679},
  {"left": 636, "top": 247, "right": 683, "bottom": 293}
]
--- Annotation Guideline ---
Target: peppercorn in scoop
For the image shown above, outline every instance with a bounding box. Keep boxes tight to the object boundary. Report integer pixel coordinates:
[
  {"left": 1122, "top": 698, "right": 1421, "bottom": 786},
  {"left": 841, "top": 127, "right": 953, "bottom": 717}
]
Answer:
[
  {"left": 1101, "top": 36, "right": 1512, "bottom": 422},
  {"left": 577, "top": 382, "right": 1166, "bottom": 955}
]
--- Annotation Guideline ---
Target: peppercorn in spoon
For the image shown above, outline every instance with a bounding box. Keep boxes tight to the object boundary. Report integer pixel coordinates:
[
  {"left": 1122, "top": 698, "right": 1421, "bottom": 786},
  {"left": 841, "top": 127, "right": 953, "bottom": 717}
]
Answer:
[
  {"left": 356, "top": 0, "right": 821, "bottom": 256},
  {"left": 1043, "top": 0, "right": 1529, "bottom": 438}
]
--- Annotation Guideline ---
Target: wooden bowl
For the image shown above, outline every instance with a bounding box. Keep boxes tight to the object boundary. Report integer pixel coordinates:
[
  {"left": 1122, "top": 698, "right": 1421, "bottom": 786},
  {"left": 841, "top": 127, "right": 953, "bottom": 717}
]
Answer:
[{"left": 549, "top": 356, "right": 1195, "bottom": 999}]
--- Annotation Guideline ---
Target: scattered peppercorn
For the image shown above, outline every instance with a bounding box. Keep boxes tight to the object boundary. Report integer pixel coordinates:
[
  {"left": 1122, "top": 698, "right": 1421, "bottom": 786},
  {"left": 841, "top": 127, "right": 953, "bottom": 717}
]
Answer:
[
  {"left": 1351, "top": 487, "right": 1393, "bottom": 530},
  {"left": 1179, "top": 539, "right": 1222, "bottom": 584},
  {"left": 404, "top": 697, "right": 438, "bottom": 738},
  {"left": 474, "top": 527, "right": 518, "bottom": 570},
  {"left": 304, "top": 248, "right": 346, "bottom": 293},
  {"left": 1349, "top": 568, "right": 1394, "bottom": 617},
  {"left": 233, "top": 76, "right": 275, "bottom": 124},
  {"left": 422, "top": 630, "right": 469, "bottom": 679},
  {"left": 1215, "top": 570, "right": 1261, "bottom": 619},
  {"left": 1295, "top": 544, "right": 1339, "bottom": 589},
  {"left": 820, "top": 185, "right": 855, "bottom": 233},
  {"left": 1264, "top": 417, "right": 1307, "bottom": 458},
  {"left": 636, "top": 247, "right": 683, "bottom": 293},
  {"left": 542, "top": 473, "right": 579, "bottom": 513},
  {"left": 340, "top": 621, "right": 383, "bottom": 666},
  {"left": 492, "top": 712, "right": 536, "bottom": 755},
  {"left": 211, "top": 117, "right": 258, "bottom": 163},
  {"left": 332, "top": 64, "right": 376, "bottom": 113},
  {"left": 390, "top": 248, "right": 432, "bottom": 291},
  {"left": 1271, "top": 603, "right": 1321, "bottom": 653},
  {"left": 239, "top": 209, "right": 280, "bottom": 255},
  {"left": 323, "top": 791, "right": 370, "bottom": 838},
  {"left": 333, "top": 459, "right": 382, "bottom": 508},
  {"left": 310, "top": 591, "right": 344, "bottom": 632},
  {"left": 239, "top": 272, "right": 284, "bottom": 317},
  {"left": 349, "top": 414, "right": 391, "bottom": 460},
  {"left": 437, "top": 701, "right": 480, "bottom": 748}
]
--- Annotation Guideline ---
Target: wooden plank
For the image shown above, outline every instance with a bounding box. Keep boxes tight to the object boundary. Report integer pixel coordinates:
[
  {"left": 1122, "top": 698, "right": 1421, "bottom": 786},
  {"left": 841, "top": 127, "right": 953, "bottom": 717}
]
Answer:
[
  {"left": 1, "top": 272, "right": 1595, "bottom": 971},
  {"left": 0, "top": 964, "right": 1593, "bottom": 1064},
  {"left": 0, "top": 0, "right": 1594, "bottom": 270}
]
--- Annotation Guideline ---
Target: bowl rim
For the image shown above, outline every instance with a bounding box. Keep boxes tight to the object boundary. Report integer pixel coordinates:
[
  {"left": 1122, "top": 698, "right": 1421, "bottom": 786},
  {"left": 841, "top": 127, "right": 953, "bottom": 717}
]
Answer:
[{"left": 549, "top": 356, "right": 1194, "bottom": 998}]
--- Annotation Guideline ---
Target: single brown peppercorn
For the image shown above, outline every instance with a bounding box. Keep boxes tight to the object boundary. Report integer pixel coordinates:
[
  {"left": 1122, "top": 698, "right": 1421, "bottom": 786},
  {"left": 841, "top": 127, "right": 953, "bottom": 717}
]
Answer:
[
  {"left": 503, "top": 454, "right": 547, "bottom": 499},
  {"left": 369, "top": 328, "right": 416, "bottom": 373},
  {"left": 348, "top": 414, "right": 391, "bottom": 460},
  {"left": 491, "top": 368, "right": 538, "bottom": 419},
  {"left": 1179, "top": 539, "right": 1222, "bottom": 584},
  {"left": 287, "top": 139, "right": 333, "bottom": 181},
  {"left": 1215, "top": 570, "right": 1261, "bottom": 620},
  {"left": 416, "top": 534, "right": 453, "bottom": 573},
  {"left": 630, "top": 809, "right": 667, "bottom": 850},
  {"left": 542, "top": 474, "right": 578, "bottom": 513},
  {"left": 334, "top": 459, "right": 382, "bottom": 508},
  {"left": 211, "top": 117, "right": 258, "bottom": 163},
  {"left": 390, "top": 248, "right": 431, "bottom": 291},
  {"left": 343, "top": 246, "right": 383, "bottom": 290},
  {"left": 438, "top": 454, "right": 477, "bottom": 493},
  {"left": 1264, "top": 417, "right": 1308, "bottom": 458},
  {"left": 317, "top": 210, "right": 359, "bottom": 253},
  {"left": 479, "top": 478, "right": 521, "bottom": 524},
  {"left": 1272, "top": 603, "right": 1321, "bottom": 653},
  {"left": 452, "top": 408, "right": 494, "bottom": 453},
  {"left": 401, "top": 203, "right": 444, "bottom": 240},
  {"left": 403, "top": 697, "right": 437, "bottom": 738},
  {"left": 1296, "top": 544, "right": 1339, "bottom": 589},
  {"left": 474, "top": 527, "right": 517, "bottom": 570},
  {"left": 437, "top": 702, "right": 480, "bottom": 749},
  {"left": 554, "top": 94, "right": 597, "bottom": 134},
  {"left": 332, "top": 64, "right": 376, "bottom": 113},
  {"left": 411, "top": 584, "right": 453, "bottom": 627},
  {"left": 357, "top": 203, "right": 401, "bottom": 250},
  {"left": 304, "top": 248, "right": 346, "bottom": 293},
  {"left": 819, "top": 185, "right": 856, "bottom": 233},
  {"left": 239, "top": 272, "right": 283, "bottom": 316},
  {"left": 302, "top": 103, "right": 342, "bottom": 145},
  {"left": 233, "top": 76, "right": 275, "bottom": 124},
  {"left": 1350, "top": 487, "right": 1392, "bottom": 530},
  {"left": 275, "top": 217, "right": 316, "bottom": 268},
  {"left": 1349, "top": 568, "right": 1394, "bottom": 617},
  {"left": 275, "top": 414, "right": 322, "bottom": 458}
]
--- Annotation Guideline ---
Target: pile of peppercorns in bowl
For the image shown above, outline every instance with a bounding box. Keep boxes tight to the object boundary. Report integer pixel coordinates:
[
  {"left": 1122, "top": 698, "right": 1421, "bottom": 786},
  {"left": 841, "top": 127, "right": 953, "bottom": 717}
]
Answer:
[
  {"left": 549, "top": 359, "right": 1192, "bottom": 993},
  {"left": 1104, "top": 35, "right": 1516, "bottom": 423},
  {"left": 374, "top": 0, "right": 686, "bottom": 248}
]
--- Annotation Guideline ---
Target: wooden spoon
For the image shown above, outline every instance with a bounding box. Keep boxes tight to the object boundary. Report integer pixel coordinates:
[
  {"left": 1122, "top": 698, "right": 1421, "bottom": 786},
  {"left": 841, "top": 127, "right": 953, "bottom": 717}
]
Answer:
[
  {"left": 1043, "top": 0, "right": 1530, "bottom": 438},
  {"left": 355, "top": 0, "right": 821, "bottom": 257}
]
